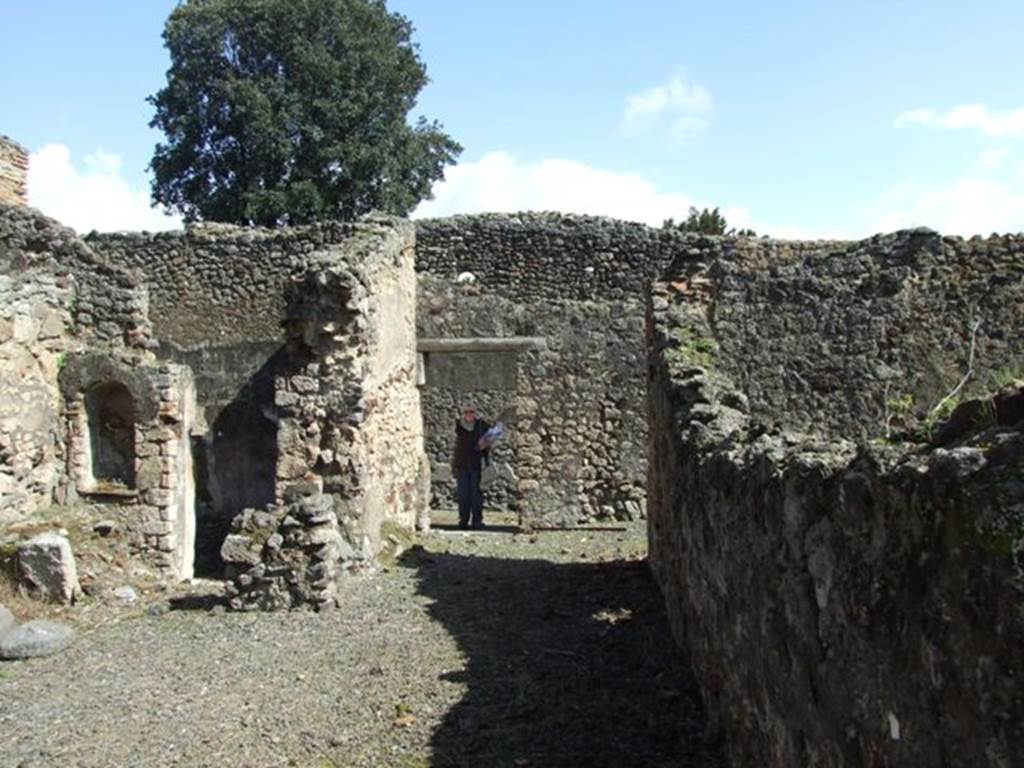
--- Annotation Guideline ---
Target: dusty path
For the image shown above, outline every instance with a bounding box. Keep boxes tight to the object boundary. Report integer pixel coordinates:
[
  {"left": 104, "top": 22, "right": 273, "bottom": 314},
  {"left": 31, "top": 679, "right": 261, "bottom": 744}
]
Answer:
[{"left": 0, "top": 513, "right": 720, "bottom": 768}]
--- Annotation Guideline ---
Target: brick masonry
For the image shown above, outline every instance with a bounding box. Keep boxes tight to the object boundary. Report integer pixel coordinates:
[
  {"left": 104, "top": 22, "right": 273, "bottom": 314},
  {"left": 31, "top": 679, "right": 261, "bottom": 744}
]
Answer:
[{"left": 0, "top": 135, "right": 28, "bottom": 207}]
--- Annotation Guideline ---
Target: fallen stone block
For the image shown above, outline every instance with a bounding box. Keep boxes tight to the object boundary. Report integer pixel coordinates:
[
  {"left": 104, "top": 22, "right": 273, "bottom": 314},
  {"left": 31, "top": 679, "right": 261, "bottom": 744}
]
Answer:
[
  {"left": 17, "top": 533, "right": 80, "bottom": 604},
  {"left": 220, "top": 534, "right": 262, "bottom": 566},
  {"left": 0, "top": 620, "right": 75, "bottom": 660}
]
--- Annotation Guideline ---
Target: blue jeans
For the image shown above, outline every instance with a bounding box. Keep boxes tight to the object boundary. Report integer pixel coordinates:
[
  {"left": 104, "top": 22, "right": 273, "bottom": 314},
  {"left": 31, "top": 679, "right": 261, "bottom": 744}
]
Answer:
[{"left": 456, "top": 468, "right": 483, "bottom": 527}]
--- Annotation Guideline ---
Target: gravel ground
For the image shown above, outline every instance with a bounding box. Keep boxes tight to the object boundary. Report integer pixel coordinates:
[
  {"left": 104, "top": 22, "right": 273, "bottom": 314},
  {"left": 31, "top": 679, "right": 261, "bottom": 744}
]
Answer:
[{"left": 0, "top": 511, "right": 721, "bottom": 768}]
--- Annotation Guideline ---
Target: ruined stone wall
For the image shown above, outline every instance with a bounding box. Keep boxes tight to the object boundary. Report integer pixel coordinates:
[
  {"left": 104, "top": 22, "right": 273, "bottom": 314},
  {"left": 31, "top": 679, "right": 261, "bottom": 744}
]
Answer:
[
  {"left": 2, "top": 204, "right": 153, "bottom": 352},
  {"left": 88, "top": 222, "right": 369, "bottom": 560},
  {"left": 273, "top": 218, "right": 427, "bottom": 548},
  {"left": 686, "top": 229, "right": 1024, "bottom": 440},
  {"left": 60, "top": 356, "right": 196, "bottom": 578},
  {"left": 0, "top": 203, "right": 154, "bottom": 520},
  {"left": 356, "top": 223, "right": 431, "bottom": 538},
  {"left": 415, "top": 213, "right": 686, "bottom": 525},
  {"left": 647, "top": 233, "right": 1024, "bottom": 767},
  {"left": 222, "top": 218, "right": 430, "bottom": 609},
  {"left": 0, "top": 136, "right": 28, "bottom": 206},
  {"left": 0, "top": 253, "right": 73, "bottom": 517}
]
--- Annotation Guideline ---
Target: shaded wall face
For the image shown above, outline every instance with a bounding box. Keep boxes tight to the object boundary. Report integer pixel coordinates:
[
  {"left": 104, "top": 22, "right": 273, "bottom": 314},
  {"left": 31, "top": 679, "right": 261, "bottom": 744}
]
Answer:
[
  {"left": 211, "top": 403, "right": 277, "bottom": 512},
  {"left": 159, "top": 343, "right": 281, "bottom": 567},
  {"left": 85, "top": 383, "right": 136, "bottom": 487},
  {"left": 421, "top": 350, "right": 519, "bottom": 510},
  {"left": 646, "top": 234, "right": 1024, "bottom": 767}
]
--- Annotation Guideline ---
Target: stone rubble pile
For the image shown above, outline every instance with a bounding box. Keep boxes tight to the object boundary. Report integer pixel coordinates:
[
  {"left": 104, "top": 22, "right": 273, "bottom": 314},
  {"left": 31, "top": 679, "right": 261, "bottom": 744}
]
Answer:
[{"left": 222, "top": 486, "right": 368, "bottom": 611}]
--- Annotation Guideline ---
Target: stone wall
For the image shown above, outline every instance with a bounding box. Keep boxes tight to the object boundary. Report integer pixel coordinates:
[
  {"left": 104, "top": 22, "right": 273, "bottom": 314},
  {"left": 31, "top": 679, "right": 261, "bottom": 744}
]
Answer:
[
  {"left": 273, "top": 218, "right": 428, "bottom": 548},
  {"left": 89, "top": 221, "right": 375, "bottom": 565},
  {"left": 0, "top": 203, "right": 154, "bottom": 520},
  {"left": 2, "top": 204, "right": 154, "bottom": 351},
  {"left": 0, "top": 257, "right": 73, "bottom": 517},
  {"left": 415, "top": 213, "right": 686, "bottom": 525},
  {"left": 0, "top": 136, "right": 28, "bottom": 206},
  {"left": 60, "top": 355, "right": 196, "bottom": 578},
  {"left": 222, "top": 218, "right": 430, "bottom": 609},
  {"left": 647, "top": 232, "right": 1024, "bottom": 766},
  {"left": 683, "top": 229, "right": 1024, "bottom": 440},
  {"left": 2, "top": 201, "right": 426, "bottom": 591}
]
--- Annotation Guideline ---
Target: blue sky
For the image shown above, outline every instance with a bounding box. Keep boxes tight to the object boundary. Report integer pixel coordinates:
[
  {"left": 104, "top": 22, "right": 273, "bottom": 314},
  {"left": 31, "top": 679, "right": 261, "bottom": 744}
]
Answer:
[{"left": 2, "top": 1, "right": 1023, "bottom": 236}]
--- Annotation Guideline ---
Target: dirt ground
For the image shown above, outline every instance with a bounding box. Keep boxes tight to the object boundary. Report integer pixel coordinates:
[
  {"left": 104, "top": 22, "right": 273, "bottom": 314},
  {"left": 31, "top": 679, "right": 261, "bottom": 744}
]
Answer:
[{"left": 0, "top": 510, "right": 722, "bottom": 768}]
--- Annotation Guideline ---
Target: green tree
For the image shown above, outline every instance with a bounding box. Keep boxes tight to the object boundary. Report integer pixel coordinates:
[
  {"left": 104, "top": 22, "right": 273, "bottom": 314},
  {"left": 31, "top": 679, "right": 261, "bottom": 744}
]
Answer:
[
  {"left": 663, "top": 206, "right": 757, "bottom": 237},
  {"left": 148, "top": 0, "right": 461, "bottom": 226}
]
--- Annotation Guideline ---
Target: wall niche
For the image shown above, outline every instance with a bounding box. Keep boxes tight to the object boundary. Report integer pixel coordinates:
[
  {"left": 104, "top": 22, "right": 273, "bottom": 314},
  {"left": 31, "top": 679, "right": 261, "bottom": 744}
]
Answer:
[{"left": 84, "top": 382, "right": 137, "bottom": 490}]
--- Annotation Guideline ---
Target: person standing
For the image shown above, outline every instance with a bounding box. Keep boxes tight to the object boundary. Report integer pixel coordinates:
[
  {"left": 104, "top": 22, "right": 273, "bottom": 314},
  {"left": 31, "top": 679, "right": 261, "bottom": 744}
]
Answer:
[{"left": 452, "top": 405, "right": 490, "bottom": 529}]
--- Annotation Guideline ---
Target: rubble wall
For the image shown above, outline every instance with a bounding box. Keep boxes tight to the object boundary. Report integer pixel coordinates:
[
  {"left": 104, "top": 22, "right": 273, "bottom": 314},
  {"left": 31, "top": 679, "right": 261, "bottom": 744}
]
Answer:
[
  {"left": 272, "top": 218, "right": 427, "bottom": 549},
  {"left": 59, "top": 356, "right": 196, "bottom": 578},
  {"left": 223, "top": 218, "right": 429, "bottom": 609},
  {"left": 356, "top": 224, "right": 431, "bottom": 538},
  {"left": 88, "top": 222, "right": 377, "bottom": 559},
  {"left": 680, "top": 230, "right": 1024, "bottom": 440},
  {"left": 0, "top": 204, "right": 153, "bottom": 520},
  {"left": 415, "top": 213, "right": 687, "bottom": 525},
  {"left": 0, "top": 251, "right": 73, "bottom": 517},
  {"left": 647, "top": 232, "right": 1024, "bottom": 766}
]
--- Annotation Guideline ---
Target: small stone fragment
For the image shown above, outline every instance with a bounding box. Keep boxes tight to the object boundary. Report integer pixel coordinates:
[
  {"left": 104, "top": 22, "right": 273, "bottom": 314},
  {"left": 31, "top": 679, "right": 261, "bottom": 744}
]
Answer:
[{"left": 113, "top": 586, "right": 138, "bottom": 603}]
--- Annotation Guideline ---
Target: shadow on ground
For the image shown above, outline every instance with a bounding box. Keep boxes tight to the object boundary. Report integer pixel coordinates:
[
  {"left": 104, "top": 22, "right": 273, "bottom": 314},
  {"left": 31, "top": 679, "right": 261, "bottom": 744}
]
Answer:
[{"left": 399, "top": 548, "right": 722, "bottom": 768}]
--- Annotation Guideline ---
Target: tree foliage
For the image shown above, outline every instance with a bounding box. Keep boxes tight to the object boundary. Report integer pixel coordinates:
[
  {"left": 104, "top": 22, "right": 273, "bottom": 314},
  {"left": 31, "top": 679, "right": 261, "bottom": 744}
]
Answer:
[
  {"left": 148, "top": 0, "right": 461, "bottom": 225},
  {"left": 663, "top": 206, "right": 757, "bottom": 237}
]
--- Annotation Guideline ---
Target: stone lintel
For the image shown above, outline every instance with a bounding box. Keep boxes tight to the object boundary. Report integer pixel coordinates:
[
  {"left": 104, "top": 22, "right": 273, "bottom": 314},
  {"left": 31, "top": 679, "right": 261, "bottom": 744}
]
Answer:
[{"left": 417, "top": 336, "right": 547, "bottom": 353}]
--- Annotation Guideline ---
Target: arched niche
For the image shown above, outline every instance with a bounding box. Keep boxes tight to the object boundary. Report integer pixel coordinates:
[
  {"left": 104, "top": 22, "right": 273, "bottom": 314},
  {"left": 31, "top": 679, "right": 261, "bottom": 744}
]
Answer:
[{"left": 84, "top": 382, "right": 137, "bottom": 489}]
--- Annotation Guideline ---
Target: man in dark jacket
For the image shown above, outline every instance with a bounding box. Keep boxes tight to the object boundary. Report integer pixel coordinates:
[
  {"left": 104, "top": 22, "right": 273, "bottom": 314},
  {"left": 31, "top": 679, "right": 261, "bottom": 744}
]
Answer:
[{"left": 452, "top": 405, "right": 490, "bottom": 529}]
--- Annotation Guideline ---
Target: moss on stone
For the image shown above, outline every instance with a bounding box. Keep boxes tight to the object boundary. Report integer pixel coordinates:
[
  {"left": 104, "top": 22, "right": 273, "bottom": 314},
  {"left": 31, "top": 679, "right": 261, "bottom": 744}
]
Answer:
[{"left": 666, "top": 327, "right": 716, "bottom": 370}]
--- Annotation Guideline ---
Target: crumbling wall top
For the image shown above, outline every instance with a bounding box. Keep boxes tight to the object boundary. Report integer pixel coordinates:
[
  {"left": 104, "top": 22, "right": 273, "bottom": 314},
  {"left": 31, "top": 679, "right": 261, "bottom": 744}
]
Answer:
[
  {"left": 655, "top": 227, "right": 1024, "bottom": 441},
  {"left": 0, "top": 135, "right": 28, "bottom": 207},
  {"left": 0, "top": 202, "right": 154, "bottom": 350},
  {"left": 88, "top": 216, "right": 413, "bottom": 350}
]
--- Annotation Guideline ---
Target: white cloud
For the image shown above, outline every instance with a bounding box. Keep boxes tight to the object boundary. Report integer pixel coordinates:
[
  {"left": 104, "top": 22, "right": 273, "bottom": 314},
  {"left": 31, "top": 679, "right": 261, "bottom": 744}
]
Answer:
[
  {"left": 978, "top": 146, "right": 1012, "bottom": 170},
  {"left": 868, "top": 177, "right": 1024, "bottom": 236},
  {"left": 622, "top": 75, "right": 712, "bottom": 136},
  {"left": 413, "top": 150, "right": 839, "bottom": 239},
  {"left": 28, "top": 144, "right": 181, "bottom": 233},
  {"left": 896, "top": 104, "right": 1024, "bottom": 138},
  {"left": 414, "top": 151, "right": 694, "bottom": 225}
]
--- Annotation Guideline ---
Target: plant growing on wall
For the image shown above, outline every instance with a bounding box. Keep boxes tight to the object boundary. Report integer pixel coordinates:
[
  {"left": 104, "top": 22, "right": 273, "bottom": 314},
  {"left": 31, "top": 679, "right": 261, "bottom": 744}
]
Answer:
[
  {"left": 662, "top": 206, "right": 757, "bottom": 236},
  {"left": 148, "top": 0, "right": 461, "bottom": 226}
]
